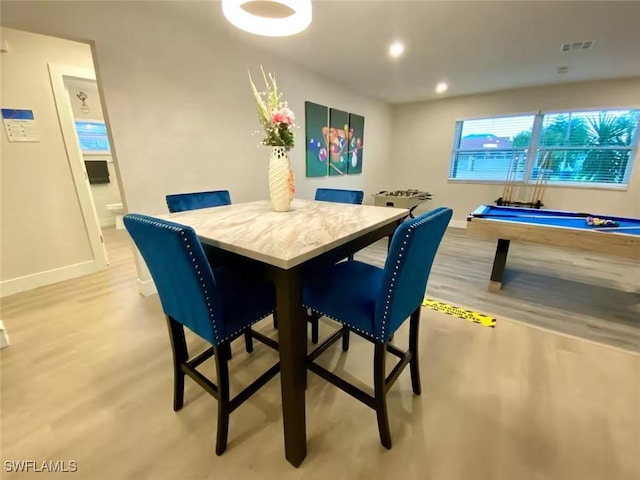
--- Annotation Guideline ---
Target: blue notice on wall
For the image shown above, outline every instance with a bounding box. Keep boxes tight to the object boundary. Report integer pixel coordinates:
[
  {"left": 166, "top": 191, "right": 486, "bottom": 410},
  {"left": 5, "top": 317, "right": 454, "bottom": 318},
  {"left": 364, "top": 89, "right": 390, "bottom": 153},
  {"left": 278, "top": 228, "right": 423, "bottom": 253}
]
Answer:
[
  {"left": 2, "top": 108, "right": 40, "bottom": 142},
  {"left": 2, "top": 109, "right": 35, "bottom": 120},
  {"left": 75, "top": 120, "right": 111, "bottom": 152}
]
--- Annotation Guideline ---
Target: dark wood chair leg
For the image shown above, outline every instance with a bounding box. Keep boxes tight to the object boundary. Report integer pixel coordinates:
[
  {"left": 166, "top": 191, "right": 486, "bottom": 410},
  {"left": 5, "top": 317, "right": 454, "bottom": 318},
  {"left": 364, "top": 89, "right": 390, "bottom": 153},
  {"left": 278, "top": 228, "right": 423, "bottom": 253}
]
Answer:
[
  {"left": 310, "top": 313, "right": 319, "bottom": 344},
  {"left": 166, "top": 316, "right": 187, "bottom": 411},
  {"left": 409, "top": 307, "right": 422, "bottom": 395},
  {"left": 374, "top": 342, "right": 392, "bottom": 449},
  {"left": 341, "top": 327, "right": 350, "bottom": 351},
  {"left": 244, "top": 330, "right": 254, "bottom": 353},
  {"left": 273, "top": 311, "right": 278, "bottom": 330},
  {"left": 214, "top": 342, "right": 231, "bottom": 456}
]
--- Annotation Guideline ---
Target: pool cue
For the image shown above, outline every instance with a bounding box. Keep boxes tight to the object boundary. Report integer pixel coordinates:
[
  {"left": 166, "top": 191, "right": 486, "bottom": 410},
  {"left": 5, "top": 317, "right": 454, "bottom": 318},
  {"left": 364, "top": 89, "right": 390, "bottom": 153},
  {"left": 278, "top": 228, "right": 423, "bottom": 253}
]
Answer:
[
  {"left": 531, "top": 152, "right": 549, "bottom": 205},
  {"left": 508, "top": 153, "right": 518, "bottom": 203},
  {"left": 328, "top": 163, "right": 344, "bottom": 175},
  {"left": 537, "top": 153, "right": 552, "bottom": 205},
  {"left": 500, "top": 156, "right": 512, "bottom": 203},
  {"left": 536, "top": 156, "right": 549, "bottom": 203},
  {"left": 529, "top": 160, "right": 541, "bottom": 205},
  {"left": 503, "top": 153, "right": 517, "bottom": 203}
]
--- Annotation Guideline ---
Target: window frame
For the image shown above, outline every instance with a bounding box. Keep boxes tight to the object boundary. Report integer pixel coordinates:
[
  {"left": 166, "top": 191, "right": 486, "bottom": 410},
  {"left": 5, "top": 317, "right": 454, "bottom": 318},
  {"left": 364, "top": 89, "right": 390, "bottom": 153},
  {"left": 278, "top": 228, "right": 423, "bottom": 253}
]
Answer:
[{"left": 448, "top": 108, "right": 640, "bottom": 190}]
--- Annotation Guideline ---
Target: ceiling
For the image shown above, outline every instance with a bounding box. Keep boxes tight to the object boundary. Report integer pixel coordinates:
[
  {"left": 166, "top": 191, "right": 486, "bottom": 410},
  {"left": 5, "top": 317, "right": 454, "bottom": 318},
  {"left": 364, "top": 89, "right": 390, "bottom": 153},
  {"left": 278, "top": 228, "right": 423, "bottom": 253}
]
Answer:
[
  {"left": 2, "top": 1, "right": 639, "bottom": 104},
  {"left": 171, "top": 0, "right": 640, "bottom": 104}
]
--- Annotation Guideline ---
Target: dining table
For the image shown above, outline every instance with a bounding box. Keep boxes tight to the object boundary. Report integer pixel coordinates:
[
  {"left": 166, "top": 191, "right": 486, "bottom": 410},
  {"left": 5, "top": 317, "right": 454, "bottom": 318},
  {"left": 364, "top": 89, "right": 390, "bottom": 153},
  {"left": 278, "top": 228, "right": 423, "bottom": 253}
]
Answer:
[{"left": 160, "top": 198, "right": 408, "bottom": 467}]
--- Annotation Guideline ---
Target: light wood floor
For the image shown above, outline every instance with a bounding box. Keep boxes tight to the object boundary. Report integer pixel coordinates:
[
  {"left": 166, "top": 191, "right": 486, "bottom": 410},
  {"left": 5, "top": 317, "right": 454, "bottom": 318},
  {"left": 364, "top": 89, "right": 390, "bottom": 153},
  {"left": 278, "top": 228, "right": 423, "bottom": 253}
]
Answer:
[
  {"left": 357, "top": 229, "right": 640, "bottom": 352},
  {"left": 1, "top": 228, "right": 638, "bottom": 479}
]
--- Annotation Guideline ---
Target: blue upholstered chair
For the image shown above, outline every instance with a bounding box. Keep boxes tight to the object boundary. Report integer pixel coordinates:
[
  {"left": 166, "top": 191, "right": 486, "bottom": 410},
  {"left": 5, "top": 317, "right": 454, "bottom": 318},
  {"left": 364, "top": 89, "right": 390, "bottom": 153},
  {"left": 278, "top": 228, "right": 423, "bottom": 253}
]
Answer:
[
  {"left": 314, "top": 188, "right": 364, "bottom": 205},
  {"left": 303, "top": 207, "right": 452, "bottom": 449},
  {"left": 166, "top": 188, "right": 256, "bottom": 356},
  {"left": 299, "top": 188, "right": 365, "bottom": 343},
  {"left": 123, "top": 214, "right": 279, "bottom": 455},
  {"left": 165, "top": 190, "right": 231, "bottom": 213}
]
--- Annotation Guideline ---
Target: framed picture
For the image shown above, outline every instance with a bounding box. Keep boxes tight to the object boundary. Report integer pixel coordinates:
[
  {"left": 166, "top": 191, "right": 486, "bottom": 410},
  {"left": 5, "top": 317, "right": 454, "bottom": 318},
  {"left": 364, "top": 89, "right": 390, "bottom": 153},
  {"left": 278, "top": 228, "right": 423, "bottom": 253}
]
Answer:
[
  {"left": 347, "top": 113, "right": 364, "bottom": 175},
  {"left": 304, "top": 102, "right": 329, "bottom": 177},
  {"left": 328, "top": 108, "right": 349, "bottom": 176}
]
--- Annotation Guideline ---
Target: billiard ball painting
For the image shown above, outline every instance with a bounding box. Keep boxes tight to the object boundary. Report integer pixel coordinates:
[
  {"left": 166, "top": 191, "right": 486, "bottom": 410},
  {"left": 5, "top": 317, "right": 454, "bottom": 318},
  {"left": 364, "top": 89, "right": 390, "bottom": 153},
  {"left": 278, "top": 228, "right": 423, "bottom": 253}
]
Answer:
[
  {"left": 305, "top": 102, "right": 329, "bottom": 177},
  {"left": 328, "top": 108, "right": 349, "bottom": 176},
  {"left": 304, "top": 101, "right": 364, "bottom": 177},
  {"left": 347, "top": 113, "right": 364, "bottom": 175}
]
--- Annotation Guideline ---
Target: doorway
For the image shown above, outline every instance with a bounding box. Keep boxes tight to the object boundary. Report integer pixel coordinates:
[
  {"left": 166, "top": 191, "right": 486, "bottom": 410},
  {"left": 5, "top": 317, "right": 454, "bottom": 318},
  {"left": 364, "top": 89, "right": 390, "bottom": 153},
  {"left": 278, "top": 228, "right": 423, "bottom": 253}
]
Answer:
[{"left": 48, "top": 64, "right": 124, "bottom": 267}]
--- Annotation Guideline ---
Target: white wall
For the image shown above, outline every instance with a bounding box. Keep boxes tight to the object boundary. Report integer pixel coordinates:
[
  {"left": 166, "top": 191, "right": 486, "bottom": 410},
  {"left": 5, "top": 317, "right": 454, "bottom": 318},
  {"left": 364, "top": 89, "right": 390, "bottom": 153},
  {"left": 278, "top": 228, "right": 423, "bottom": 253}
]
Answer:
[
  {"left": 0, "top": 2, "right": 391, "bottom": 213},
  {"left": 64, "top": 77, "right": 122, "bottom": 227},
  {"left": 0, "top": 27, "right": 95, "bottom": 293},
  {"left": 392, "top": 78, "right": 640, "bottom": 226},
  {"left": 1, "top": 2, "right": 393, "bottom": 288}
]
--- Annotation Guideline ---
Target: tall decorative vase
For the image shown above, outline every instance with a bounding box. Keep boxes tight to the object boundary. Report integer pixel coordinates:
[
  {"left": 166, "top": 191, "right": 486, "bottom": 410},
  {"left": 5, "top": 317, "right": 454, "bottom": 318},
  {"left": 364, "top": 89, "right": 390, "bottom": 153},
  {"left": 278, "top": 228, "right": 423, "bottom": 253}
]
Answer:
[{"left": 268, "top": 146, "right": 295, "bottom": 212}]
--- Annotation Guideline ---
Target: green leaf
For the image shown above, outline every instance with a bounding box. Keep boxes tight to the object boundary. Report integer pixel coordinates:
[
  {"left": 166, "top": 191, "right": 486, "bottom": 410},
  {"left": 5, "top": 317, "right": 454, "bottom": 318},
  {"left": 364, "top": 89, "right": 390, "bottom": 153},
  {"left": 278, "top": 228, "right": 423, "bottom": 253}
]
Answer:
[{"left": 248, "top": 70, "right": 269, "bottom": 122}]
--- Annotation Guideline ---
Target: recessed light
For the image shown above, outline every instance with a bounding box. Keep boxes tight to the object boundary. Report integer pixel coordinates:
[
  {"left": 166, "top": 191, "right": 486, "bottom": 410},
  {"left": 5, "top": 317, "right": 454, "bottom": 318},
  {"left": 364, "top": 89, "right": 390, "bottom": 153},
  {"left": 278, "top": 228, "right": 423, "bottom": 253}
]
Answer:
[
  {"left": 435, "top": 82, "right": 448, "bottom": 94},
  {"left": 388, "top": 41, "right": 405, "bottom": 59}
]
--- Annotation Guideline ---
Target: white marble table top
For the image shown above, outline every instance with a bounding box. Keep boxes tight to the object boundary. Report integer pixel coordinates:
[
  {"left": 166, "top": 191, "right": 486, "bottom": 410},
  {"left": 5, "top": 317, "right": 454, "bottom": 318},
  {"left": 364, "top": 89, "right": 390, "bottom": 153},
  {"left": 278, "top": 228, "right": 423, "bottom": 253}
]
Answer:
[{"left": 158, "top": 199, "right": 408, "bottom": 269}]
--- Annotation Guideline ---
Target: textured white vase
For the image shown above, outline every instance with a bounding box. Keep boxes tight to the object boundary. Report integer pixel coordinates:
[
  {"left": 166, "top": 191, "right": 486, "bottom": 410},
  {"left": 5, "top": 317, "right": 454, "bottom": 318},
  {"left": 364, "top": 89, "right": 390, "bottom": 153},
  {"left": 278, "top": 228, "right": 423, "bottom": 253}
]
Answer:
[{"left": 268, "top": 146, "right": 294, "bottom": 212}]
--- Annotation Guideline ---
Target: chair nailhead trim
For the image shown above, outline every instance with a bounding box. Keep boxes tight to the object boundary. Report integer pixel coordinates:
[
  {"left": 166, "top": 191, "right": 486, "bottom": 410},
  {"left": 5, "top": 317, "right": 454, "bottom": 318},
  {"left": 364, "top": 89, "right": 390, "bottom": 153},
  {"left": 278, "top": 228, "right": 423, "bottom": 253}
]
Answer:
[
  {"left": 127, "top": 214, "right": 273, "bottom": 344},
  {"left": 302, "top": 210, "right": 448, "bottom": 342},
  {"left": 219, "top": 309, "right": 275, "bottom": 343},
  {"left": 378, "top": 210, "right": 449, "bottom": 339},
  {"left": 302, "top": 304, "right": 378, "bottom": 341}
]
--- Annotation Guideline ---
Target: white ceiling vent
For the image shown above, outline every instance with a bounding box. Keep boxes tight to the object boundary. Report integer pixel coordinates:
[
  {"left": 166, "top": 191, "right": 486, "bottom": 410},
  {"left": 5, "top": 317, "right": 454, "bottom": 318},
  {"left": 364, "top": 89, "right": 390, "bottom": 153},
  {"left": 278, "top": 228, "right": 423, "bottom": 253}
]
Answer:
[{"left": 560, "top": 40, "right": 595, "bottom": 52}]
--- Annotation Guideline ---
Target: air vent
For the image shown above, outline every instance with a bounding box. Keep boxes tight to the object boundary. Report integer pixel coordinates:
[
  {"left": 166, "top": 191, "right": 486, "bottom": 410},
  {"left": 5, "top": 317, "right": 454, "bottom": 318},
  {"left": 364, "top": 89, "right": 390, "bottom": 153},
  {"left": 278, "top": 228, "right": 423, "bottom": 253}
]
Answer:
[{"left": 560, "top": 40, "right": 595, "bottom": 52}]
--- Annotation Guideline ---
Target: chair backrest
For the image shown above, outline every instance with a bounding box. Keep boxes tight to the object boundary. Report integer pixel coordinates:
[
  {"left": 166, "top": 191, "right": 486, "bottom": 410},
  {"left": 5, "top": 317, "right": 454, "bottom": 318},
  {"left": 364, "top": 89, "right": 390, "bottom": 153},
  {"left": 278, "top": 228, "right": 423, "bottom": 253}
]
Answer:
[
  {"left": 375, "top": 207, "right": 453, "bottom": 340},
  {"left": 315, "top": 188, "right": 364, "bottom": 205},
  {"left": 123, "top": 214, "right": 224, "bottom": 345},
  {"left": 166, "top": 190, "right": 231, "bottom": 213}
]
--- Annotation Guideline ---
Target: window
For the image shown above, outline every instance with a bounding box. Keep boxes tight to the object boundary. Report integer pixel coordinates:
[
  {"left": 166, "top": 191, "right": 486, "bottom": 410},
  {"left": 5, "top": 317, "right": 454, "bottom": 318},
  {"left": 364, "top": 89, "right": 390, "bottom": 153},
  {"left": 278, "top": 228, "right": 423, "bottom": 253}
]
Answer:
[
  {"left": 449, "top": 109, "right": 640, "bottom": 187},
  {"left": 75, "top": 120, "right": 111, "bottom": 153}
]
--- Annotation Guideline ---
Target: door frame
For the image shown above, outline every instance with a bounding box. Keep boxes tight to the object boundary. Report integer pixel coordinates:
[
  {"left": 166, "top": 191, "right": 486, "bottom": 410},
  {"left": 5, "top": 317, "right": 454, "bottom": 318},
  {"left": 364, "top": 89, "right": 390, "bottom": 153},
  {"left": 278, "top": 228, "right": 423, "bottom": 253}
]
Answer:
[{"left": 48, "top": 63, "right": 109, "bottom": 269}]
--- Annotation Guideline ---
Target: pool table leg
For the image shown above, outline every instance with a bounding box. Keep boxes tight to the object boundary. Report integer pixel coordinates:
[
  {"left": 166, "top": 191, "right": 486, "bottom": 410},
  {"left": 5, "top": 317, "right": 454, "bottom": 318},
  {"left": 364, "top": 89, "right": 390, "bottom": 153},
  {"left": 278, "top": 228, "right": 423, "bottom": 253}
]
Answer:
[{"left": 489, "top": 238, "right": 510, "bottom": 292}]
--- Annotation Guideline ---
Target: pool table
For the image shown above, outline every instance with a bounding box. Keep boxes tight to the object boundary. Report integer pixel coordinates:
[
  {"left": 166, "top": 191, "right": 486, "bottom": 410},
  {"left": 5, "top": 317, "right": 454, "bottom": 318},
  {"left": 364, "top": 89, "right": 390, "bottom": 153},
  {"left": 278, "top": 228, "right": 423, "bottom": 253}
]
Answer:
[{"left": 467, "top": 205, "right": 640, "bottom": 291}]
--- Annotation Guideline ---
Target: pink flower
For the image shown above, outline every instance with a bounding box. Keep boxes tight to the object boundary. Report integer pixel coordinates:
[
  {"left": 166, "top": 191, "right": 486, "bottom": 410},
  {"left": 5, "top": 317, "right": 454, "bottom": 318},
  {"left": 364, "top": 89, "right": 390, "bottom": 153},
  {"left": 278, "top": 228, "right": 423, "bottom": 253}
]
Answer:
[{"left": 272, "top": 107, "right": 295, "bottom": 125}]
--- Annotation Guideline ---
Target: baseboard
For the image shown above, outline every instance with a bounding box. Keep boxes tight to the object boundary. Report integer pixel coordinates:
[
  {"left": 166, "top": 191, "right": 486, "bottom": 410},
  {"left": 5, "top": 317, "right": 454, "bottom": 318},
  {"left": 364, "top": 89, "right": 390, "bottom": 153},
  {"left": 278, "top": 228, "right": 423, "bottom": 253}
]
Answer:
[
  {"left": 0, "top": 260, "right": 98, "bottom": 298},
  {"left": 450, "top": 219, "right": 467, "bottom": 229},
  {"left": 100, "top": 217, "right": 116, "bottom": 228},
  {"left": 137, "top": 278, "right": 157, "bottom": 297}
]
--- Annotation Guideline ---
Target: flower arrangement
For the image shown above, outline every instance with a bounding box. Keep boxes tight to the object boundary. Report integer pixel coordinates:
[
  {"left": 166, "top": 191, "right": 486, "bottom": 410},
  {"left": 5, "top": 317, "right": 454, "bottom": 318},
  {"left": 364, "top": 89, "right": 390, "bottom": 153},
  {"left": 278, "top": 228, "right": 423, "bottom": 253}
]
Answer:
[{"left": 248, "top": 67, "right": 296, "bottom": 149}]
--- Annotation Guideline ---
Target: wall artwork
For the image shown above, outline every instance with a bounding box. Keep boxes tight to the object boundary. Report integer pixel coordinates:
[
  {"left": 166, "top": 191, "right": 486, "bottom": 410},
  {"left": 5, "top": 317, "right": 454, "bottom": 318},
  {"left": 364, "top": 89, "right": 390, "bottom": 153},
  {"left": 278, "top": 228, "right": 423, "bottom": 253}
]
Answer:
[
  {"left": 305, "top": 102, "right": 329, "bottom": 177},
  {"left": 347, "top": 113, "right": 364, "bottom": 175},
  {"left": 305, "top": 101, "right": 364, "bottom": 177},
  {"left": 328, "top": 108, "right": 349, "bottom": 176}
]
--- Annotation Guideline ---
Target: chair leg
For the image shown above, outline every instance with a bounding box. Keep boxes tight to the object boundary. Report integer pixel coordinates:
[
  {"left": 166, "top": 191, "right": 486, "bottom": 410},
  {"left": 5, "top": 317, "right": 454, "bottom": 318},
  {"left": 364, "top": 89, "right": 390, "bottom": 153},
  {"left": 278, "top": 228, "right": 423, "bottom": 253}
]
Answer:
[
  {"left": 341, "top": 327, "right": 350, "bottom": 351},
  {"left": 374, "top": 342, "right": 392, "bottom": 449},
  {"left": 409, "top": 307, "right": 422, "bottom": 395},
  {"left": 166, "top": 316, "right": 187, "bottom": 411},
  {"left": 214, "top": 342, "right": 231, "bottom": 456},
  {"left": 273, "top": 311, "right": 278, "bottom": 330},
  {"left": 244, "top": 330, "right": 254, "bottom": 353},
  {"left": 310, "top": 313, "right": 319, "bottom": 344}
]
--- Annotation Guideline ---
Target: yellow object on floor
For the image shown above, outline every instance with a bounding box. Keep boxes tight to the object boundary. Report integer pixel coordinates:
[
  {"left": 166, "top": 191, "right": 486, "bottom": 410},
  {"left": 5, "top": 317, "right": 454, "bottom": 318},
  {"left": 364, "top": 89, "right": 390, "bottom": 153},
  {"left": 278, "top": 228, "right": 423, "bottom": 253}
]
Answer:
[{"left": 422, "top": 298, "right": 496, "bottom": 328}]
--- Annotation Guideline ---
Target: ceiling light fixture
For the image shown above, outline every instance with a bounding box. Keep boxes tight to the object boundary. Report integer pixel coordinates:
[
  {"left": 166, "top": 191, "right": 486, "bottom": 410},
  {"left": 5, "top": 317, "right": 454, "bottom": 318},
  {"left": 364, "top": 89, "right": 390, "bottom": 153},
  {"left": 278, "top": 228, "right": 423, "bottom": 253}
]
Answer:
[
  {"left": 221, "top": 0, "right": 312, "bottom": 37},
  {"left": 388, "top": 41, "right": 405, "bottom": 59},
  {"left": 435, "top": 82, "right": 448, "bottom": 94}
]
